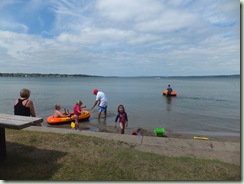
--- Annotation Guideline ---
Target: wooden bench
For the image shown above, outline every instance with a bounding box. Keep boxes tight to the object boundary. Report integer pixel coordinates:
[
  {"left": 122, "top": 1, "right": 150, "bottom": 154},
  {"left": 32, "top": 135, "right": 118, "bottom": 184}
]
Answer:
[{"left": 0, "top": 113, "right": 43, "bottom": 161}]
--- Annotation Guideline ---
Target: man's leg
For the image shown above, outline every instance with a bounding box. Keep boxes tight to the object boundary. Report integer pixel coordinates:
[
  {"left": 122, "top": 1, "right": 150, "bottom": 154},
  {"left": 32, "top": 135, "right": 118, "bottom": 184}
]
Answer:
[
  {"left": 104, "top": 109, "right": 107, "bottom": 118},
  {"left": 98, "top": 112, "right": 101, "bottom": 119}
]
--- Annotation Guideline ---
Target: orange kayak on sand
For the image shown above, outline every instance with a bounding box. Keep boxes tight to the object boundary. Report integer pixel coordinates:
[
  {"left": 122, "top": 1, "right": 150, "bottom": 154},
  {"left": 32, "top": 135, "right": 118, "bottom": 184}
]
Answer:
[
  {"left": 47, "top": 110, "right": 90, "bottom": 124},
  {"left": 163, "top": 90, "right": 177, "bottom": 96}
]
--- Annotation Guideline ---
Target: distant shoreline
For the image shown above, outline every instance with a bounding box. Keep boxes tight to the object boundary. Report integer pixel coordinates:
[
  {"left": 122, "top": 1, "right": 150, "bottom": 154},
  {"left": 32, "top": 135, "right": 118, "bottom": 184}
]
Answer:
[
  {"left": 0, "top": 73, "right": 100, "bottom": 78},
  {"left": 0, "top": 72, "right": 240, "bottom": 78}
]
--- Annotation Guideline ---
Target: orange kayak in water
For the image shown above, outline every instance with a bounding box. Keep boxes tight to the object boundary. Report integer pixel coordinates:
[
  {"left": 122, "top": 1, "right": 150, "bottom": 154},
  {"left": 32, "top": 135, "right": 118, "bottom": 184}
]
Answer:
[
  {"left": 46, "top": 110, "right": 90, "bottom": 124},
  {"left": 162, "top": 90, "right": 177, "bottom": 96}
]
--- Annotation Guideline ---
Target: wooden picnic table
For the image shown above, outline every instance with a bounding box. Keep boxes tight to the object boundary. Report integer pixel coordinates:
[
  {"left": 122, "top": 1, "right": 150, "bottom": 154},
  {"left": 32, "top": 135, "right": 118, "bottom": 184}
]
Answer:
[{"left": 0, "top": 113, "right": 43, "bottom": 161}]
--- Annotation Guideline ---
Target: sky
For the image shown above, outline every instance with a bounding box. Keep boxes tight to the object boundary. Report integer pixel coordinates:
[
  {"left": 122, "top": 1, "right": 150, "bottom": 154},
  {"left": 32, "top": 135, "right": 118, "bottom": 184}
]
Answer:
[{"left": 0, "top": 0, "right": 240, "bottom": 76}]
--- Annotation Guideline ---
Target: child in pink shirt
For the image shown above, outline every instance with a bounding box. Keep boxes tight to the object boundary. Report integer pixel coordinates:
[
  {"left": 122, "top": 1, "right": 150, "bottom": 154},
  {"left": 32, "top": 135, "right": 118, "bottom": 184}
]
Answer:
[{"left": 73, "top": 100, "right": 86, "bottom": 130}]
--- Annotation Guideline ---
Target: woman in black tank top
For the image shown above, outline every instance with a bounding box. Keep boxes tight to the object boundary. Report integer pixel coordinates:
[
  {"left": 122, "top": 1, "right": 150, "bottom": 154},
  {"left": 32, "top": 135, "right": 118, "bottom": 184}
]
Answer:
[
  {"left": 14, "top": 88, "right": 36, "bottom": 117},
  {"left": 14, "top": 98, "right": 31, "bottom": 116}
]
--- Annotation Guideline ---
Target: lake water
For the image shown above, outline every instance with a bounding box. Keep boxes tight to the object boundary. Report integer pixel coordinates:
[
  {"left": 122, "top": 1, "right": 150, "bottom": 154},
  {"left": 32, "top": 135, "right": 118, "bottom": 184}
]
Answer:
[{"left": 0, "top": 76, "right": 240, "bottom": 137}]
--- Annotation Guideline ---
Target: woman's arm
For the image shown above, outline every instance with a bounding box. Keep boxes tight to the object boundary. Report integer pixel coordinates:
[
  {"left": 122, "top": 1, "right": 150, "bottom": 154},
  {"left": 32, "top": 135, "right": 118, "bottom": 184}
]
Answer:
[{"left": 27, "top": 100, "right": 36, "bottom": 117}]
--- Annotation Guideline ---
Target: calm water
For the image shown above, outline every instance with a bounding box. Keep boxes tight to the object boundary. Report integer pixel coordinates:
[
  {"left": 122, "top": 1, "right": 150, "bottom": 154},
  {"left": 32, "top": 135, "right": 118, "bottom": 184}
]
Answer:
[{"left": 0, "top": 76, "right": 240, "bottom": 137}]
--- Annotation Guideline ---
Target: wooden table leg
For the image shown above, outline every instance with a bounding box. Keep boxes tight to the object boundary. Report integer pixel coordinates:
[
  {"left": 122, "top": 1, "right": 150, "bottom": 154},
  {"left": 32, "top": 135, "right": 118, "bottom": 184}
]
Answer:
[{"left": 0, "top": 128, "right": 6, "bottom": 161}]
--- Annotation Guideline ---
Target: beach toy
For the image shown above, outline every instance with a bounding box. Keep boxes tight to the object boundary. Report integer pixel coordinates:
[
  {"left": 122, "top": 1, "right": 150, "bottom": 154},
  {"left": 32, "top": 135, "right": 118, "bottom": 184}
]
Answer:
[
  {"left": 162, "top": 90, "right": 177, "bottom": 96},
  {"left": 193, "top": 136, "right": 209, "bottom": 140},
  {"left": 71, "top": 122, "right": 75, "bottom": 128},
  {"left": 154, "top": 128, "right": 165, "bottom": 137}
]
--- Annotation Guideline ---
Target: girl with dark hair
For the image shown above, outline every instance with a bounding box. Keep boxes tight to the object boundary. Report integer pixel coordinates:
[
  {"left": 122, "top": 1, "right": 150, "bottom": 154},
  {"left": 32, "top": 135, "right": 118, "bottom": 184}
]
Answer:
[{"left": 114, "top": 105, "right": 128, "bottom": 134}]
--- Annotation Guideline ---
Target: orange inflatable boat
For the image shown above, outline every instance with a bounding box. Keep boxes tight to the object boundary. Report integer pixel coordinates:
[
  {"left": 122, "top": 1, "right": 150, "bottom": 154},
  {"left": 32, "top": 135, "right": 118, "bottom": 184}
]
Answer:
[
  {"left": 47, "top": 110, "right": 90, "bottom": 124},
  {"left": 163, "top": 90, "right": 177, "bottom": 96}
]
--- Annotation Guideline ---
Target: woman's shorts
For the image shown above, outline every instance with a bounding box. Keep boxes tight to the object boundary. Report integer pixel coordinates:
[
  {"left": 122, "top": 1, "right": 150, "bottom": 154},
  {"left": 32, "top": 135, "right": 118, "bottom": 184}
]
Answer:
[{"left": 98, "top": 106, "right": 107, "bottom": 112}]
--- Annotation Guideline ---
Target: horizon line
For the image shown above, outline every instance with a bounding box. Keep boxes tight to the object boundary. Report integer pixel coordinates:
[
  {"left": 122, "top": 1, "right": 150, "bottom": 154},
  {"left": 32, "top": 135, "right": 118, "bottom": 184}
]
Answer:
[{"left": 0, "top": 72, "right": 240, "bottom": 78}]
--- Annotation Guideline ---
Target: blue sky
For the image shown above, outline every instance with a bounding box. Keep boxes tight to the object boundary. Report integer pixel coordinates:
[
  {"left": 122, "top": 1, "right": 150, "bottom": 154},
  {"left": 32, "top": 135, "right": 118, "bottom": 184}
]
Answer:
[{"left": 0, "top": 0, "right": 240, "bottom": 76}]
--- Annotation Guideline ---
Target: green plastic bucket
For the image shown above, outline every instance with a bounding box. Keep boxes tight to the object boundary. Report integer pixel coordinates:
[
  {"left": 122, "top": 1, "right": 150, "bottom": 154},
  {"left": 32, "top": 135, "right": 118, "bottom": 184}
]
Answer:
[{"left": 154, "top": 128, "right": 165, "bottom": 137}]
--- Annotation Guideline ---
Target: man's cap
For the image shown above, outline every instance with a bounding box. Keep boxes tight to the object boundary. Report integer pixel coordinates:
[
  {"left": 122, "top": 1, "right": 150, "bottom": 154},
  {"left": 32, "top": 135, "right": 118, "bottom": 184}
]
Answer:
[{"left": 93, "top": 89, "right": 98, "bottom": 94}]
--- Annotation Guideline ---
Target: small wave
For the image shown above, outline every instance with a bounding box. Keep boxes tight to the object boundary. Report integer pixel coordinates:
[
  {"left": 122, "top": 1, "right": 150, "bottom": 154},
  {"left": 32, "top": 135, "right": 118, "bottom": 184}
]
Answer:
[{"left": 179, "top": 96, "right": 228, "bottom": 102}]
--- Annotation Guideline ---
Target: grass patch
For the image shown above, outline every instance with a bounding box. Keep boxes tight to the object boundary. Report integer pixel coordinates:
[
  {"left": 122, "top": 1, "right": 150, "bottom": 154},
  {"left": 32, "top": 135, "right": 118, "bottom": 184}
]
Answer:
[{"left": 0, "top": 129, "right": 240, "bottom": 180}]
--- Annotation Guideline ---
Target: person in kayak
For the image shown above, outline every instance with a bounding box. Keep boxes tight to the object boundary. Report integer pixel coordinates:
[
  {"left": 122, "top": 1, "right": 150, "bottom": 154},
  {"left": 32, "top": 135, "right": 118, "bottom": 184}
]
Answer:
[
  {"left": 53, "top": 104, "right": 70, "bottom": 118},
  {"left": 166, "top": 84, "right": 173, "bottom": 96}
]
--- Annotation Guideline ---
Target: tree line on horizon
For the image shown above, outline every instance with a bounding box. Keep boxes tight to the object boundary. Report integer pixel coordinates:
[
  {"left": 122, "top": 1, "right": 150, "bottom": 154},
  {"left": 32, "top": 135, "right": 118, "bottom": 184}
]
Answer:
[
  {"left": 0, "top": 73, "right": 100, "bottom": 78},
  {"left": 0, "top": 72, "right": 239, "bottom": 78}
]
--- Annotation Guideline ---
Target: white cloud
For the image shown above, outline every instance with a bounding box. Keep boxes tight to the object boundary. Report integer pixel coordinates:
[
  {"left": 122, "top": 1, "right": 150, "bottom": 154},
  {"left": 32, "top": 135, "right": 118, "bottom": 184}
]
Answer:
[
  {"left": 0, "top": 0, "right": 240, "bottom": 76},
  {"left": 96, "top": 0, "right": 163, "bottom": 22},
  {"left": 134, "top": 10, "right": 197, "bottom": 33},
  {"left": 193, "top": 0, "right": 239, "bottom": 25},
  {"left": 57, "top": 28, "right": 135, "bottom": 45},
  {"left": 0, "top": 20, "right": 29, "bottom": 33}
]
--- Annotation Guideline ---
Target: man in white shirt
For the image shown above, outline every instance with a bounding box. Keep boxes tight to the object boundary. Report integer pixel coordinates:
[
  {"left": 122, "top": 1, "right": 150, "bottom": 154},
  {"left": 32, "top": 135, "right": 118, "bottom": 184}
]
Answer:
[{"left": 91, "top": 89, "right": 108, "bottom": 119}]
